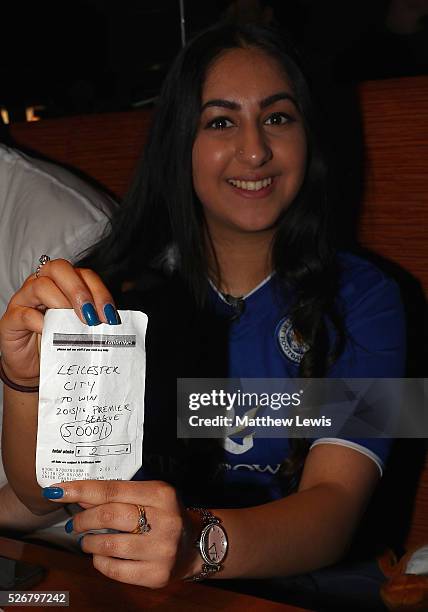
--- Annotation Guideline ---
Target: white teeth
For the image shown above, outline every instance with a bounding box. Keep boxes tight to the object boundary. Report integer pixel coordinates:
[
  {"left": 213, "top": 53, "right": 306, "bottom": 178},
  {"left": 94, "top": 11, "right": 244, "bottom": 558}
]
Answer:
[{"left": 228, "top": 177, "right": 273, "bottom": 191}]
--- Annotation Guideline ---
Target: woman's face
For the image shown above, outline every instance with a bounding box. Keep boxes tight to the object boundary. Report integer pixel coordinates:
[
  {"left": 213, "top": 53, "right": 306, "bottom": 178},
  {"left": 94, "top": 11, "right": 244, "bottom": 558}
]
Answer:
[{"left": 192, "top": 47, "right": 307, "bottom": 240}]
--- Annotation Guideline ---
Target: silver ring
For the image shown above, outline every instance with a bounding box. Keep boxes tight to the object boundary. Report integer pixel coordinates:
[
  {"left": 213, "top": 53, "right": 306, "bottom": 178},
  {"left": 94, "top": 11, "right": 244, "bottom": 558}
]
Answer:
[{"left": 35, "top": 254, "right": 51, "bottom": 279}]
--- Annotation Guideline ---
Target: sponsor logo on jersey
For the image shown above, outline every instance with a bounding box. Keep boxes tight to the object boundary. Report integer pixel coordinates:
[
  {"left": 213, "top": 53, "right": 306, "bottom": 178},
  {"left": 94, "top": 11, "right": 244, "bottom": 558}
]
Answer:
[
  {"left": 276, "top": 316, "right": 309, "bottom": 364},
  {"left": 222, "top": 434, "right": 254, "bottom": 454},
  {"left": 222, "top": 462, "right": 281, "bottom": 474}
]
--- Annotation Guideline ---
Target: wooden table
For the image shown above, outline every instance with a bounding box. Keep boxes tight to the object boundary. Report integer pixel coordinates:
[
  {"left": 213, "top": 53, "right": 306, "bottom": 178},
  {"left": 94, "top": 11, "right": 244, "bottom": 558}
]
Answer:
[{"left": 0, "top": 537, "right": 311, "bottom": 611}]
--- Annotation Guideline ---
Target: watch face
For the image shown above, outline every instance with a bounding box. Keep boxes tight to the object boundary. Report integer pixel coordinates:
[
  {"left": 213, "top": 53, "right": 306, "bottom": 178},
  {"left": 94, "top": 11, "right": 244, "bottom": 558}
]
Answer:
[{"left": 201, "top": 524, "right": 228, "bottom": 564}]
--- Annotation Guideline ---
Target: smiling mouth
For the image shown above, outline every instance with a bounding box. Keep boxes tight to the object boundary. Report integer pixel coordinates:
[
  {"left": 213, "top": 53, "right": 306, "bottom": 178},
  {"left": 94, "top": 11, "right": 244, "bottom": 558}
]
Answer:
[{"left": 227, "top": 177, "right": 273, "bottom": 192}]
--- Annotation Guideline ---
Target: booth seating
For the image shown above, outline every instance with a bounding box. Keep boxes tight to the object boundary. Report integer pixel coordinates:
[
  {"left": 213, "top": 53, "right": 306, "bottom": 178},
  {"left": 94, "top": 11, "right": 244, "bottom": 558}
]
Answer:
[{"left": 9, "top": 75, "right": 428, "bottom": 553}]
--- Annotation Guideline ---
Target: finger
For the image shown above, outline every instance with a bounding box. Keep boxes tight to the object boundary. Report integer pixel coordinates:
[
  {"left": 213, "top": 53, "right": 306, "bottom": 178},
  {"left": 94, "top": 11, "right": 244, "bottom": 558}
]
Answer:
[
  {"left": 72, "top": 502, "right": 147, "bottom": 534},
  {"left": 31, "top": 259, "right": 101, "bottom": 326},
  {"left": 0, "top": 305, "right": 44, "bottom": 382},
  {"left": 77, "top": 268, "right": 119, "bottom": 325},
  {"left": 10, "top": 276, "right": 71, "bottom": 311},
  {"left": 43, "top": 480, "right": 178, "bottom": 509},
  {"left": 81, "top": 532, "right": 170, "bottom": 562},
  {"left": 92, "top": 556, "right": 171, "bottom": 588},
  {"left": 1, "top": 305, "right": 45, "bottom": 338},
  {"left": 72, "top": 502, "right": 182, "bottom": 540}
]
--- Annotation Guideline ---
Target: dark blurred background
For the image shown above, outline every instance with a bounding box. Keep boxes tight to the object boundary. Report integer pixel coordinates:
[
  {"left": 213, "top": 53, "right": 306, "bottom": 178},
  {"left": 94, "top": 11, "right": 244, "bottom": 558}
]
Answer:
[{"left": 1, "top": 0, "right": 427, "bottom": 124}]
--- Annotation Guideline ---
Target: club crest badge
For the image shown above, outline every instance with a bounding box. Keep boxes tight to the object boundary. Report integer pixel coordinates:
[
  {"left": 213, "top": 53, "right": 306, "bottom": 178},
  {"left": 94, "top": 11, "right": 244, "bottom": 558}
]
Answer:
[{"left": 276, "top": 317, "right": 309, "bottom": 364}]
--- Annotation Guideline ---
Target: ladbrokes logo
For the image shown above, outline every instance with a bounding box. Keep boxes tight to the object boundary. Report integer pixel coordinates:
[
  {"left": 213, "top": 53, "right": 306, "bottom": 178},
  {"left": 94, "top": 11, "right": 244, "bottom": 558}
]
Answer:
[{"left": 53, "top": 333, "right": 136, "bottom": 348}]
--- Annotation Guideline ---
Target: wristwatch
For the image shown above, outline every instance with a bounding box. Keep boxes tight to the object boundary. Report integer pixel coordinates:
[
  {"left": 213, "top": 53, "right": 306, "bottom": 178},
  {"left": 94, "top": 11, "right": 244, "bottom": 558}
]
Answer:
[{"left": 188, "top": 508, "right": 228, "bottom": 581}]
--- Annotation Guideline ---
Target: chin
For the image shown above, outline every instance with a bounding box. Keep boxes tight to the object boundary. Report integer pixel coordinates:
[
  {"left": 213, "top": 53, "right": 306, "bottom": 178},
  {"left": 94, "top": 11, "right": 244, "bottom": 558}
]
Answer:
[
  {"left": 229, "top": 219, "right": 279, "bottom": 235},
  {"left": 234, "top": 211, "right": 284, "bottom": 232},
  {"left": 204, "top": 207, "right": 284, "bottom": 237}
]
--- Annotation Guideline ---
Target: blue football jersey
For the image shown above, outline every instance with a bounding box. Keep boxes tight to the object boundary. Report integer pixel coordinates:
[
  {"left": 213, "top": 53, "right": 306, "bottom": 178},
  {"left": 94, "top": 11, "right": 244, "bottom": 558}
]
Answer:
[{"left": 205, "top": 253, "right": 406, "bottom": 506}]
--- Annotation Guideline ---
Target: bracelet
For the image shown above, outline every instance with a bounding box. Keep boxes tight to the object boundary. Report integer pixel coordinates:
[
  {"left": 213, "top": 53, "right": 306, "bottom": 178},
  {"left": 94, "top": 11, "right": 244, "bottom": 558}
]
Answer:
[
  {"left": 0, "top": 358, "right": 39, "bottom": 393},
  {"left": 187, "top": 508, "right": 228, "bottom": 582}
]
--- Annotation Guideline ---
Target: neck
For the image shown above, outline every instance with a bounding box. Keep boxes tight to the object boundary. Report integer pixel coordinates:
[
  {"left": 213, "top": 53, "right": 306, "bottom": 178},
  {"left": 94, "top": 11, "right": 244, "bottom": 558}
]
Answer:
[{"left": 206, "top": 226, "right": 274, "bottom": 296}]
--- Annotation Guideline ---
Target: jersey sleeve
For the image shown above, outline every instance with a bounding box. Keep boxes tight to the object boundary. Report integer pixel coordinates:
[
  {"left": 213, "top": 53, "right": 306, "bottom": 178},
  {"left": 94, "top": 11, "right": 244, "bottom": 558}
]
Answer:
[{"left": 311, "top": 256, "right": 406, "bottom": 475}]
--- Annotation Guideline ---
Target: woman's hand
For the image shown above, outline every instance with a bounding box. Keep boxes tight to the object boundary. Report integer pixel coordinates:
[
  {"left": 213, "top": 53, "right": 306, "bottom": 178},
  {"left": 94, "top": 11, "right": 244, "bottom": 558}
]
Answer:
[
  {"left": 0, "top": 258, "right": 118, "bottom": 386},
  {"left": 43, "top": 480, "right": 201, "bottom": 588}
]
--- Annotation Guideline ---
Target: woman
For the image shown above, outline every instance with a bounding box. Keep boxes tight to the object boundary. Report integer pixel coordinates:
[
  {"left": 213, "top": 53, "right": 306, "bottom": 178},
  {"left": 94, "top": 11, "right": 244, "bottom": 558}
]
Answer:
[{"left": 0, "top": 24, "right": 405, "bottom": 596}]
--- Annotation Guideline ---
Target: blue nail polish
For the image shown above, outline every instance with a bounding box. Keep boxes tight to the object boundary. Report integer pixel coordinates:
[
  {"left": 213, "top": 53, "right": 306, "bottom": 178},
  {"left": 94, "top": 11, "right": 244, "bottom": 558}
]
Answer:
[
  {"left": 77, "top": 535, "right": 88, "bottom": 554},
  {"left": 65, "top": 519, "right": 74, "bottom": 534},
  {"left": 43, "top": 487, "right": 64, "bottom": 499},
  {"left": 104, "top": 303, "right": 120, "bottom": 325},
  {"left": 81, "top": 303, "right": 100, "bottom": 326}
]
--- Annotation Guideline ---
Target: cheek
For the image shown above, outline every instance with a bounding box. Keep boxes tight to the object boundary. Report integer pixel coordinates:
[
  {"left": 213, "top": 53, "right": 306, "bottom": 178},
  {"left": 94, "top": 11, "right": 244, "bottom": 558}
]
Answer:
[
  {"left": 192, "top": 138, "right": 230, "bottom": 197},
  {"left": 279, "top": 133, "right": 307, "bottom": 188}
]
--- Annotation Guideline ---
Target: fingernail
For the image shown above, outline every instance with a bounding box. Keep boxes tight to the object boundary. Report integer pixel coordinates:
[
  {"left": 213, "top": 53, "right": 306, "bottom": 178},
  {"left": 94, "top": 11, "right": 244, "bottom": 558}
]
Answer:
[
  {"left": 65, "top": 519, "right": 74, "bottom": 534},
  {"left": 43, "top": 487, "right": 64, "bottom": 500},
  {"left": 103, "top": 303, "right": 120, "bottom": 325},
  {"left": 81, "top": 303, "right": 100, "bottom": 326},
  {"left": 77, "top": 535, "right": 88, "bottom": 553}
]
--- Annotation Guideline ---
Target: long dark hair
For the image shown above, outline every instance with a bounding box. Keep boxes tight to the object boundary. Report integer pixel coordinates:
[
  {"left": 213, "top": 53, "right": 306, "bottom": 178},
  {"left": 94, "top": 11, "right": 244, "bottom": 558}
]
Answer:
[{"left": 81, "top": 23, "right": 346, "bottom": 489}]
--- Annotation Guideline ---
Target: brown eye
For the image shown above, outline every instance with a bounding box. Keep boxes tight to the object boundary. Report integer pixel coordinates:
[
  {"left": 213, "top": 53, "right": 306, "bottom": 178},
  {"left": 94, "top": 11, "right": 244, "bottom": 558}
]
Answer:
[
  {"left": 265, "top": 112, "right": 293, "bottom": 126},
  {"left": 206, "top": 117, "right": 234, "bottom": 130}
]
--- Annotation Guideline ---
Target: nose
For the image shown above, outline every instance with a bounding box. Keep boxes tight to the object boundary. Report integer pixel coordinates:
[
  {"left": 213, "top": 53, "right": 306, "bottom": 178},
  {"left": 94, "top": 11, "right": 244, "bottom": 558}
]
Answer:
[{"left": 236, "top": 124, "right": 272, "bottom": 167}]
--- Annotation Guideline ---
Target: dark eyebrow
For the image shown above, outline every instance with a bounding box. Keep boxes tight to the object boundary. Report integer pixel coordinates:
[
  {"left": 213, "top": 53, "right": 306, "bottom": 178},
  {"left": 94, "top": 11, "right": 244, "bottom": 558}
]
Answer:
[
  {"left": 201, "top": 99, "right": 240, "bottom": 112},
  {"left": 201, "top": 92, "right": 298, "bottom": 113},
  {"left": 260, "top": 92, "right": 298, "bottom": 110}
]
